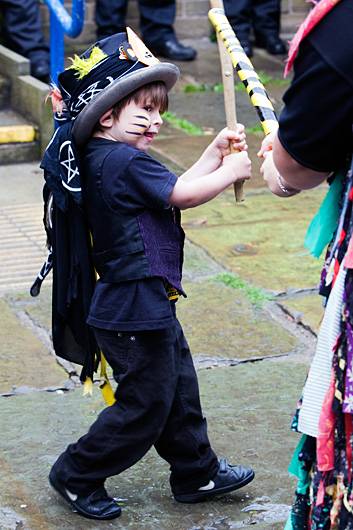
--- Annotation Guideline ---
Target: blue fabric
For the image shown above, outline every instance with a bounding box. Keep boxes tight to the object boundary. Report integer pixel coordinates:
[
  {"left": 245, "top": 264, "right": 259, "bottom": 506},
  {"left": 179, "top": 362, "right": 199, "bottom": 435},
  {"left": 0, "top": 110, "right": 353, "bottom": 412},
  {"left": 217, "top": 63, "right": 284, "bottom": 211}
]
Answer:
[
  {"left": 94, "top": 139, "right": 177, "bottom": 210},
  {"left": 288, "top": 435, "right": 310, "bottom": 493},
  {"left": 85, "top": 138, "right": 180, "bottom": 330},
  {"left": 88, "top": 278, "right": 176, "bottom": 331},
  {"left": 304, "top": 173, "right": 344, "bottom": 258},
  {"left": 95, "top": 0, "right": 176, "bottom": 41},
  {"left": 1, "top": 0, "right": 49, "bottom": 59},
  {"left": 41, "top": 121, "right": 82, "bottom": 208},
  {"left": 284, "top": 517, "right": 293, "bottom": 530}
]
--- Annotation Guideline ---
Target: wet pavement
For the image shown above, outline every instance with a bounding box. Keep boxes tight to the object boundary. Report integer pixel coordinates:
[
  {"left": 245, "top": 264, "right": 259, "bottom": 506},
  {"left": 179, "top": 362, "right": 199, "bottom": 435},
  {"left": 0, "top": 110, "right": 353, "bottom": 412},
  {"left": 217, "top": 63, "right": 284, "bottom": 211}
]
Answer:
[{"left": 0, "top": 38, "right": 325, "bottom": 529}]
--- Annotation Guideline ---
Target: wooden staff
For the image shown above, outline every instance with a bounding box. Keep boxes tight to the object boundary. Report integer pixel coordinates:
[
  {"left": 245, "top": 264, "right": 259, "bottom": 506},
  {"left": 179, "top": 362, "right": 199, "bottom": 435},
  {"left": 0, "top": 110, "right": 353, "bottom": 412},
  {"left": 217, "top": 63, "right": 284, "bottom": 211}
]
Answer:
[{"left": 210, "top": 0, "right": 243, "bottom": 202}]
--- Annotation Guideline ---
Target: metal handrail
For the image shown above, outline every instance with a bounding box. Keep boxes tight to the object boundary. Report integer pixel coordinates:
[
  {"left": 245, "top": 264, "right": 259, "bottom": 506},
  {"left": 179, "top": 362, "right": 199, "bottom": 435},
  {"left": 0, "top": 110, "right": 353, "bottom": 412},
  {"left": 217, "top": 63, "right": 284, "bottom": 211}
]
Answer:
[{"left": 44, "top": 0, "right": 85, "bottom": 83}]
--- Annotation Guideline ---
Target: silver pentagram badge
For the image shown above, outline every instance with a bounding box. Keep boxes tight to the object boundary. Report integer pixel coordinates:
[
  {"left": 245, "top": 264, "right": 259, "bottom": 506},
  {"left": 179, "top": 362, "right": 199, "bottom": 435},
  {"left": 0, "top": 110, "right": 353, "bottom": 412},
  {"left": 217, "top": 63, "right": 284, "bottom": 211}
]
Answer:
[{"left": 59, "top": 140, "right": 81, "bottom": 193}]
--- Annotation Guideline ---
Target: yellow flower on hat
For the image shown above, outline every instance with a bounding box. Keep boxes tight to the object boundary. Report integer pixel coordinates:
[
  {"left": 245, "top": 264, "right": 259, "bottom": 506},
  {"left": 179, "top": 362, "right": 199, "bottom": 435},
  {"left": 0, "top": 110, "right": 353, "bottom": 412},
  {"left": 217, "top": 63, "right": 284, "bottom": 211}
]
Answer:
[{"left": 68, "top": 46, "right": 108, "bottom": 79}]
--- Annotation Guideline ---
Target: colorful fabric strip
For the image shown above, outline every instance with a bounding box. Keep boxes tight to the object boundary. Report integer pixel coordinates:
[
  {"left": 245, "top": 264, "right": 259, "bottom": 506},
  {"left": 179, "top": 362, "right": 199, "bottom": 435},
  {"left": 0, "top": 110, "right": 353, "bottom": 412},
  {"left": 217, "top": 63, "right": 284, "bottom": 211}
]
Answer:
[{"left": 285, "top": 0, "right": 342, "bottom": 76}]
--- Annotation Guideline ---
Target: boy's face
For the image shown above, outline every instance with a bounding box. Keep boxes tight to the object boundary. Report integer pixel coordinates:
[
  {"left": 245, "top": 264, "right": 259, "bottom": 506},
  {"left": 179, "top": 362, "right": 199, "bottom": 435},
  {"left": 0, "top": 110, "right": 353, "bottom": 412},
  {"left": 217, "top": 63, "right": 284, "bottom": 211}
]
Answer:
[{"left": 109, "top": 98, "right": 163, "bottom": 151}]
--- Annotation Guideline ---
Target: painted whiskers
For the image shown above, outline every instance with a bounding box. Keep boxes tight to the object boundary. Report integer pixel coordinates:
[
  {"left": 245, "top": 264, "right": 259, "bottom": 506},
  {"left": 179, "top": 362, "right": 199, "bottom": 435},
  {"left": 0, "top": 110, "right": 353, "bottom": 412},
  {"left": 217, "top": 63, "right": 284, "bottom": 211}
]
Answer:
[{"left": 125, "top": 114, "right": 151, "bottom": 136}]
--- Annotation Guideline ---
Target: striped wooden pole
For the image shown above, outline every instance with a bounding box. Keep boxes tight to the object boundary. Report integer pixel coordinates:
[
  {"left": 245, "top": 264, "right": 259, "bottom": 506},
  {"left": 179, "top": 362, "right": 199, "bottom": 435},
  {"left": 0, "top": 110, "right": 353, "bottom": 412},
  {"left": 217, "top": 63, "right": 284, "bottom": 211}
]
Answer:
[{"left": 208, "top": 7, "right": 278, "bottom": 136}]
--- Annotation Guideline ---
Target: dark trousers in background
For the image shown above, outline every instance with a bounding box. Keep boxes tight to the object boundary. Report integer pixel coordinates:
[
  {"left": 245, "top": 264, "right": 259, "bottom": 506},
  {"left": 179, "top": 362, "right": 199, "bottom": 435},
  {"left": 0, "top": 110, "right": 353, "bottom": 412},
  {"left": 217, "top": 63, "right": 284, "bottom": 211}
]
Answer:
[
  {"left": 223, "top": 0, "right": 281, "bottom": 39},
  {"left": 95, "top": 0, "right": 176, "bottom": 43},
  {"left": 0, "top": 0, "right": 49, "bottom": 60},
  {"left": 53, "top": 318, "right": 219, "bottom": 496}
]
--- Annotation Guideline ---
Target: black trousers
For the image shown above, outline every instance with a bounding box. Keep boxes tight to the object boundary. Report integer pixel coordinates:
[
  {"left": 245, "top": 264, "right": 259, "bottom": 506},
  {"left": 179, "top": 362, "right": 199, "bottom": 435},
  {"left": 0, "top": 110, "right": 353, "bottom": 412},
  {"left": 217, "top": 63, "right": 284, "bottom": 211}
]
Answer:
[
  {"left": 0, "top": 0, "right": 49, "bottom": 60},
  {"left": 53, "top": 318, "right": 219, "bottom": 496},
  {"left": 223, "top": 0, "right": 281, "bottom": 38},
  {"left": 95, "top": 0, "right": 176, "bottom": 42}
]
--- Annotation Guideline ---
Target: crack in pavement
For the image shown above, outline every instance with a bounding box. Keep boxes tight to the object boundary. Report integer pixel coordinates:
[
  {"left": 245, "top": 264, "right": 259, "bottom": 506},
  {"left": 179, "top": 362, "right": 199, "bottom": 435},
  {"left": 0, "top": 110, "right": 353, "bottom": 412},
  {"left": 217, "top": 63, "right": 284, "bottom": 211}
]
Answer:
[{"left": 274, "top": 301, "right": 317, "bottom": 338}]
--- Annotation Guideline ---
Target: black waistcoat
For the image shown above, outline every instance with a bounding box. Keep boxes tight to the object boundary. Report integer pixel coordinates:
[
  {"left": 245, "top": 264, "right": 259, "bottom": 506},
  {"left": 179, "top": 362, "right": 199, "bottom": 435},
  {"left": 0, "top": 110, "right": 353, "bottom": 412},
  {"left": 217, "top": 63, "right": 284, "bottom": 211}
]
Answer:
[{"left": 82, "top": 142, "right": 185, "bottom": 292}]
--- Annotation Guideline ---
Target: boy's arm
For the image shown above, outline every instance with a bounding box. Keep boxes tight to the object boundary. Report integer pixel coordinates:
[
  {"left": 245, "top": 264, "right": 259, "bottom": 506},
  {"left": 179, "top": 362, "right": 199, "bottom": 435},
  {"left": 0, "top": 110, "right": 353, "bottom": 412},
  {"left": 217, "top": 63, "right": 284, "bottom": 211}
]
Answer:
[
  {"left": 180, "top": 126, "right": 247, "bottom": 182},
  {"left": 169, "top": 151, "right": 251, "bottom": 209}
]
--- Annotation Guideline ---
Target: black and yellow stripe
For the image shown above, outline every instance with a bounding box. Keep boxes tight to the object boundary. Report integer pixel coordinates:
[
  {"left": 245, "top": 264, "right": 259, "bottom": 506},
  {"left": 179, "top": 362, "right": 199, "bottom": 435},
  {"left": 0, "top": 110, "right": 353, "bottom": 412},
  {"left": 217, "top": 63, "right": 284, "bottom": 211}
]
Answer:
[{"left": 208, "top": 8, "right": 278, "bottom": 136}]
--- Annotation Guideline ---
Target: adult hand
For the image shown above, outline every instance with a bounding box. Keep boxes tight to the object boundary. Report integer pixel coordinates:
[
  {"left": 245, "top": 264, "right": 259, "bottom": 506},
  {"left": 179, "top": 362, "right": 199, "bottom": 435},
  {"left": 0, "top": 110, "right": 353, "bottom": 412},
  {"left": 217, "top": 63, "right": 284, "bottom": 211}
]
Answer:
[
  {"left": 260, "top": 151, "right": 299, "bottom": 197},
  {"left": 257, "top": 125, "right": 279, "bottom": 158}
]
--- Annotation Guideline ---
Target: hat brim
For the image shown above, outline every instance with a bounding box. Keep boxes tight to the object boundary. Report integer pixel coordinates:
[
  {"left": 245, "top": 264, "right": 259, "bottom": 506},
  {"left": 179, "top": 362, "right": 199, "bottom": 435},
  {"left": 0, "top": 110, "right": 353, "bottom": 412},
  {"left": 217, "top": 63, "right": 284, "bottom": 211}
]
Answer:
[{"left": 72, "top": 62, "right": 179, "bottom": 147}]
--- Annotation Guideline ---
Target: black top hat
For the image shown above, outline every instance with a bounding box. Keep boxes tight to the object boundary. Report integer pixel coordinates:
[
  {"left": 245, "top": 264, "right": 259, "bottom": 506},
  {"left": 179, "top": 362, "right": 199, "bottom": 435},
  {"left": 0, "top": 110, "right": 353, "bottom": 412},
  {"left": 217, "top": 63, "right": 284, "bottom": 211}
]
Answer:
[{"left": 57, "top": 29, "right": 179, "bottom": 147}]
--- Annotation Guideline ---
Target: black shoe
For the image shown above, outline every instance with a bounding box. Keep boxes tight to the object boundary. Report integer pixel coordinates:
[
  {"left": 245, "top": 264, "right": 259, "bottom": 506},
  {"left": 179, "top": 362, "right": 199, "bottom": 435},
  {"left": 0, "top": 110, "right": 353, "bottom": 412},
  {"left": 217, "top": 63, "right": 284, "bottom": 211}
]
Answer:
[
  {"left": 256, "top": 34, "right": 287, "bottom": 55},
  {"left": 146, "top": 35, "right": 197, "bottom": 61},
  {"left": 49, "top": 467, "right": 121, "bottom": 520},
  {"left": 30, "top": 59, "right": 50, "bottom": 83},
  {"left": 173, "top": 458, "right": 255, "bottom": 503}
]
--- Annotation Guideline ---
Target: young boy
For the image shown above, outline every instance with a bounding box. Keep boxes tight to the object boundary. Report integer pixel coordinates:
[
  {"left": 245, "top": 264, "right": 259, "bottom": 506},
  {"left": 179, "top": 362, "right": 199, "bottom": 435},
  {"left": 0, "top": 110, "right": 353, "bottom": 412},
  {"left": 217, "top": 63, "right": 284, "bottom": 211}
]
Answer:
[{"left": 44, "top": 29, "right": 254, "bottom": 521}]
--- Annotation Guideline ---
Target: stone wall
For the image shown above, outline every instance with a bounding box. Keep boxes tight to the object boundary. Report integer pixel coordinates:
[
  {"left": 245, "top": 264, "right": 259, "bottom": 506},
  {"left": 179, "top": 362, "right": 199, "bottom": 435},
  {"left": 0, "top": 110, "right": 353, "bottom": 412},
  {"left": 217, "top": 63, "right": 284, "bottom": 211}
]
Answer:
[{"left": 40, "top": 0, "right": 309, "bottom": 48}]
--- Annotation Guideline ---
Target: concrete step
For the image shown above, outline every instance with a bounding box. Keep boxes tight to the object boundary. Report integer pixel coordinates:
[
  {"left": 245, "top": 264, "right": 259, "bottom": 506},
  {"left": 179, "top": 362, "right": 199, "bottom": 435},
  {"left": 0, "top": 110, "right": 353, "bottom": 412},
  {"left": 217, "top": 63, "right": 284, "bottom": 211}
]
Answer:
[
  {"left": 0, "top": 109, "right": 40, "bottom": 164},
  {"left": 0, "top": 74, "right": 11, "bottom": 110},
  {"left": 0, "top": 46, "right": 53, "bottom": 157},
  {"left": 0, "top": 142, "right": 40, "bottom": 164}
]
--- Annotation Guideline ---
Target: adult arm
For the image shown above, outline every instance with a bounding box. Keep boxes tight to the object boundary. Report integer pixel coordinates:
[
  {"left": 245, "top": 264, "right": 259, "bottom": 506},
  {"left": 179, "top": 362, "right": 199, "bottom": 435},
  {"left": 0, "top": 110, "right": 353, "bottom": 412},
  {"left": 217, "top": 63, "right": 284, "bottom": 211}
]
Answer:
[{"left": 260, "top": 39, "right": 353, "bottom": 196}]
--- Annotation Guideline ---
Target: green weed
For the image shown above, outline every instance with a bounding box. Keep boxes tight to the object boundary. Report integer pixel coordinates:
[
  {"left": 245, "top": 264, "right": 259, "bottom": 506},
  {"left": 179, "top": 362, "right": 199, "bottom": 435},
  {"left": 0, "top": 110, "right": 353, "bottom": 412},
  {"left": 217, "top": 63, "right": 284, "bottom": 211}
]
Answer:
[
  {"left": 245, "top": 124, "right": 264, "bottom": 135},
  {"left": 183, "top": 71, "right": 287, "bottom": 96},
  {"left": 162, "top": 111, "right": 204, "bottom": 136},
  {"left": 215, "top": 272, "right": 272, "bottom": 307}
]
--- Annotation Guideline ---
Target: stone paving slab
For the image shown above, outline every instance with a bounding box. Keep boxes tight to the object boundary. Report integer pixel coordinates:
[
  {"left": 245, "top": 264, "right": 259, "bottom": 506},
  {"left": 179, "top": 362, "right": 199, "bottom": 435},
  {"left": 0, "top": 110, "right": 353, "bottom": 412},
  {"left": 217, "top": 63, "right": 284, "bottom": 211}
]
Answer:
[
  {"left": 0, "top": 298, "right": 66, "bottom": 394},
  {"left": 182, "top": 186, "right": 326, "bottom": 293},
  {"left": 0, "top": 163, "right": 42, "bottom": 207},
  {"left": 178, "top": 280, "right": 297, "bottom": 360},
  {"left": 0, "top": 359, "right": 307, "bottom": 530}
]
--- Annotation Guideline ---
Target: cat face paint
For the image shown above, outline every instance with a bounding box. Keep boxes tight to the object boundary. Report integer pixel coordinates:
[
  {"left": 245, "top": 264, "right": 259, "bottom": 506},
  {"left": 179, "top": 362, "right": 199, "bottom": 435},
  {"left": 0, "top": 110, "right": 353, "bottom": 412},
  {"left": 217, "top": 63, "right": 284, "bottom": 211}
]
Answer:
[{"left": 110, "top": 99, "right": 163, "bottom": 151}]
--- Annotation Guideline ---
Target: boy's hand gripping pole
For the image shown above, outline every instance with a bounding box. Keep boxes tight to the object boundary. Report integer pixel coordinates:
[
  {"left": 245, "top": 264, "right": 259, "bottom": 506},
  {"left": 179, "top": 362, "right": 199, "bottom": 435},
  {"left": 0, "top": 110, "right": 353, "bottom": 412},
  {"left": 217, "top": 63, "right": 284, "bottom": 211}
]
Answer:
[
  {"left": 210, "top": 0, "right": 243, "bottom": 202},
  {"left": 208, "top": 3, "right": 279, "bottom": 200}
]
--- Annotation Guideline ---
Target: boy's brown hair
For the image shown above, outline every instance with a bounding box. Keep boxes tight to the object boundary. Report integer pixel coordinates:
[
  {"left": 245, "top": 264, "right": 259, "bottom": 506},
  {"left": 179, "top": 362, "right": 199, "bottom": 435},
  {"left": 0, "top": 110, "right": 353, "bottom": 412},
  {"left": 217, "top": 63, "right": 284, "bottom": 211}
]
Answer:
[{"left": 112, "top": 81, "right": 168, "bottom": 120}]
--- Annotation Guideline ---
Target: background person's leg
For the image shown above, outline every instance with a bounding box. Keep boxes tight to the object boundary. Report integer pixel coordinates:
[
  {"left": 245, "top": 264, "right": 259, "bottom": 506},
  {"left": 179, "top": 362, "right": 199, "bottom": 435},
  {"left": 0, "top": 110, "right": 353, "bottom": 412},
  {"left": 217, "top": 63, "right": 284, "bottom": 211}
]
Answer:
[
  {"left": 223, "top": 0, "right": 253, "bottom": 56},
  {"left": 1, "top": 0, "right": 49, "bottom": 80},
  {"left": 139, "top": 0, "right": 175, "bottom": 41},
  {"left": 139, "top": 0, "right": 196, "bottom": 61},
  {"left": 252, "top": 0, "right": 287, "bottom": 54},
  {"left": 95, "top": 0, "right": 128, "bottom": 40}
]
